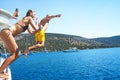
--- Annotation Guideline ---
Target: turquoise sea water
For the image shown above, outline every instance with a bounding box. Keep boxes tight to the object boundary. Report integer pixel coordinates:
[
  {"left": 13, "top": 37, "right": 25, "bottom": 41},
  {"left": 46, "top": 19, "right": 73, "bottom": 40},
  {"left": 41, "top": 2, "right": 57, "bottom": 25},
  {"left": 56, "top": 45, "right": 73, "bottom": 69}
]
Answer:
[{"left": 10, "top": 47, "right": 120, "bottom": 80}]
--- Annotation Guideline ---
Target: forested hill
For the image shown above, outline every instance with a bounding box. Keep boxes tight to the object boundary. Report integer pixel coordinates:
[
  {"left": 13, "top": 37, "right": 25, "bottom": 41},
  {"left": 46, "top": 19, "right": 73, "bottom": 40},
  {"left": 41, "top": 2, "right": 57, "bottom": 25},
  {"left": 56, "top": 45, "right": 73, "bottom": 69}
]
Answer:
[
  {"left": 6, "top": 33, "right": 120, "bottom": 52},
  {"left": 91, "top": 35, "right": 120, "bottom": 47}
]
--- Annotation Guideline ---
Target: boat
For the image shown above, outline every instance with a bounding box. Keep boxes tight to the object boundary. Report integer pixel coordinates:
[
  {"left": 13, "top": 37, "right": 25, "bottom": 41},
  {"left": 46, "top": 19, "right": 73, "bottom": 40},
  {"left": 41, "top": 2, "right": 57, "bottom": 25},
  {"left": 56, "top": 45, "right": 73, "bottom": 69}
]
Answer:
[
  {"left": 0, "top": 8, "right": 13, "bottom": 80},
  {"left": 0, "top": 55, "right": 12, "bottom": 80},
  {"left": 63, "top": 47, "right": 78, "bottom": 53},
  {"left": 0, "top": 9, "right": 13, "bottom": 30}
]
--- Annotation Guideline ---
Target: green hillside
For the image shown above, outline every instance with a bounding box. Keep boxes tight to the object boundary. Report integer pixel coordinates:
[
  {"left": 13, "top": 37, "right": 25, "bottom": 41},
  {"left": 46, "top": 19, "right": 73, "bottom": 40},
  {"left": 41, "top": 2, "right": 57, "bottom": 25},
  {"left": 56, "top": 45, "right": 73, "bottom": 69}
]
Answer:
[
  {"left": 0, "top": 33, "right": 119, "bottom": 53},
  {"left": 15, "top": 33, "right": 118, "bottom": 52},
  {"left": 91, "top": 35, "right": 120, "bottom": 47}
]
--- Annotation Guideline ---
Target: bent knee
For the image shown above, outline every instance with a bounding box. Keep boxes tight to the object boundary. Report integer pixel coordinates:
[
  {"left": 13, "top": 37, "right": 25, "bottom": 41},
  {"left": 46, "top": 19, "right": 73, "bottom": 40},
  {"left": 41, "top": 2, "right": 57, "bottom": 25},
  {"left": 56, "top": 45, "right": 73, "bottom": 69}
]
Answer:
[
  {"left": 9, "top": 49, "right": 21, "bottom": 60},
  {"left": 36, "top": 44, "right": 44, "bottom": 48},
  {"left": 15, "top": 48, "right": 21, "bottom": 58}
]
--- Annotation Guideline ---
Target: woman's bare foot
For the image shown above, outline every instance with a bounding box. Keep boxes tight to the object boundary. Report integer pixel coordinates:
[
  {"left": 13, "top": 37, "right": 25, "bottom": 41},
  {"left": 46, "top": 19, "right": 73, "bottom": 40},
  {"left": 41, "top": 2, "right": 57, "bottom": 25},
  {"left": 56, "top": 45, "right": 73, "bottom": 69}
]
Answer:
[
  {"left": 24, "top": 48, "right": 29, "bottom": 58},
  {"left": 0, "top": 72, "right": 8, "bottom": 79}
]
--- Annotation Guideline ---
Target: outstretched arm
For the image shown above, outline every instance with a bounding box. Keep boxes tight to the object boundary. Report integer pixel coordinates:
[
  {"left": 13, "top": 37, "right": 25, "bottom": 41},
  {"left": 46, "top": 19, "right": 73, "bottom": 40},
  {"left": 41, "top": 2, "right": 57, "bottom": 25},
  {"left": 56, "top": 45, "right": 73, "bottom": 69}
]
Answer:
[
  {"left": 39, "top": 14, "right": 61, "bottom": 31},
  {"left": 46, "top": 14, "right": 61, "bottom": 20}
]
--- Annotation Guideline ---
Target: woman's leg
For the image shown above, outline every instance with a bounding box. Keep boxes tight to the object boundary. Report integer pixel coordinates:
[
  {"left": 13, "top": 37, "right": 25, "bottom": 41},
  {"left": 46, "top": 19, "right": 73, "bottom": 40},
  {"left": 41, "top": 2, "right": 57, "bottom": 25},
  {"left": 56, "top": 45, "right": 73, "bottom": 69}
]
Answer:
[{"left": 0, "top": 30, "right": 21, "bottom": 77}]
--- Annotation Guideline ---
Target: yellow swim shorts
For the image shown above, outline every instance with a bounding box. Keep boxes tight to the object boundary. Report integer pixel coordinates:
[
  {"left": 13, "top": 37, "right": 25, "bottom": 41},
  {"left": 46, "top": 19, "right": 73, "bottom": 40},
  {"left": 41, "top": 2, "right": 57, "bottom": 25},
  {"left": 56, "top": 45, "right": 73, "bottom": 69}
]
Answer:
[{"left": 35, "top": 29, "right": 45, "bottom": 42}]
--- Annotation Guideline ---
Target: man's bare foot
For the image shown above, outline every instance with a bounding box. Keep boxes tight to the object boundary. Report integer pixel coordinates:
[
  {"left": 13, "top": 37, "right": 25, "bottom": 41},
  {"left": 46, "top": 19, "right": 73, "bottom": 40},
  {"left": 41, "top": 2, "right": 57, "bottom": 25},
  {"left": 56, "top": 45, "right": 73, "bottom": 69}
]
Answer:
[
  {"left": 0, "top": 72, "right": 8, "bottom": 79},
  {"left": 24, "top": 48, "right": 29, "bottom": 58}
]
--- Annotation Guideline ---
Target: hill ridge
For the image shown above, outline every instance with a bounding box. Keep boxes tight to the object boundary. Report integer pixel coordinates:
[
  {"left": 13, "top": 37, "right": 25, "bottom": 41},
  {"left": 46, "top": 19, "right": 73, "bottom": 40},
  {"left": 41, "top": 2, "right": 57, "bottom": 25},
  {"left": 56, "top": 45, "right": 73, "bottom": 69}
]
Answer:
[{"left": 1, "top": 33, "right": 119, "bottom": 52}]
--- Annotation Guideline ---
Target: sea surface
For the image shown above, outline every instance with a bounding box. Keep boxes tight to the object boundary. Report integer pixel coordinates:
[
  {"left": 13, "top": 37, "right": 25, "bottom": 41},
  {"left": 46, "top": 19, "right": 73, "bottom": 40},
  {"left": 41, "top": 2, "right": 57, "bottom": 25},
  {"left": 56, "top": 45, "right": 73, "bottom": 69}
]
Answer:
[{"left": 10, "top": 47, "right": 120, "bottom": 80}]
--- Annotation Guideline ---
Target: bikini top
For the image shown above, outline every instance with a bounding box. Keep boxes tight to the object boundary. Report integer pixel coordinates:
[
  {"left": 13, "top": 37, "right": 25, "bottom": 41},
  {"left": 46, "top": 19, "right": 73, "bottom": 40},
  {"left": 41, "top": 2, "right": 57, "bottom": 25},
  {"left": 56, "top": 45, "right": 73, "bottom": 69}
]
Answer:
[
  {"left": 22, "top": 25, "right": 28, "bottom": 32},
  {"left": 16, "top": 23, "right": 28, "bottom": 32}
]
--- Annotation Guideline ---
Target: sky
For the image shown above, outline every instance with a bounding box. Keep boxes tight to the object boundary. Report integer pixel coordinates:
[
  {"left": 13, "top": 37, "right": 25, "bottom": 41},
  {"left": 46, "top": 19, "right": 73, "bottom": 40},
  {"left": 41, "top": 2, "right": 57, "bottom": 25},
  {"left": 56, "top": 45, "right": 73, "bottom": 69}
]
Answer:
[{"left": 1, "top": 0, "right": 120, "bottom": 38}]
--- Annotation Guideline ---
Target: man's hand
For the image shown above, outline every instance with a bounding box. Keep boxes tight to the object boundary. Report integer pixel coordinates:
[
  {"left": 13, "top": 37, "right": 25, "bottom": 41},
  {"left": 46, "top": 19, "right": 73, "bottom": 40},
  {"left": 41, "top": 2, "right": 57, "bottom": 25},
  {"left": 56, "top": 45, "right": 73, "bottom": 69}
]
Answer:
[{"left": 56, "top": 14, "right": 61, "bottom": 17}]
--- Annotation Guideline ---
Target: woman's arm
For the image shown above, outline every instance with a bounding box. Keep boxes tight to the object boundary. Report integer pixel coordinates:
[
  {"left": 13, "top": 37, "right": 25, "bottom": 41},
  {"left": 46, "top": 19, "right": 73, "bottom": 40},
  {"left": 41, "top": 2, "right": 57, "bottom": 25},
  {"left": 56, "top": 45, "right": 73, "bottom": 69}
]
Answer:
[
  {"left": 27, "top": 26, "right": 41, "bottom": 35},
  {"left": 27, "top": 26, "right": 35, "bottom": 35},
  {"left": 29, "top": 17, "right": 39, "bottom": 31},
  {"left": 27, "top": 17, "right": 40, "bottom": 35}
]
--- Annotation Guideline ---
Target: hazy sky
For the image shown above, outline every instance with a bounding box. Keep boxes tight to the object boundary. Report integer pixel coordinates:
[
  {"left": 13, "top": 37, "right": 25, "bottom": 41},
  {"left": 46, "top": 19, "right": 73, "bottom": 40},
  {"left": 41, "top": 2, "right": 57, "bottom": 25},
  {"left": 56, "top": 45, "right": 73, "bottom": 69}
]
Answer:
[{"left": 1, "top": 0, "right": 120, "bottom": 38}]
